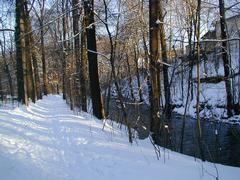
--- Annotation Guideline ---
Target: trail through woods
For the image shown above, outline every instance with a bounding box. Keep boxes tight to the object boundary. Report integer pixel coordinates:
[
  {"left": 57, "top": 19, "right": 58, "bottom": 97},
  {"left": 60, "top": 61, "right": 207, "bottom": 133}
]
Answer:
[{"left": 0, "top": 95, "right": 239, "bottom": 180}]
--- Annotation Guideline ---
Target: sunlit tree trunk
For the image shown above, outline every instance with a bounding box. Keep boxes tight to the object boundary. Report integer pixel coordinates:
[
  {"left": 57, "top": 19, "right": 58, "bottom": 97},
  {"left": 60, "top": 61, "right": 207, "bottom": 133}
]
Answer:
[
  {"left": 80, "top": 15, "right": 88, "bottom": 112},
  {"left": 72, "top": 0, "right": 81, "bottom": 108},
  {"left": 24, "top": 7, "right": 36, "bottom": 103}
]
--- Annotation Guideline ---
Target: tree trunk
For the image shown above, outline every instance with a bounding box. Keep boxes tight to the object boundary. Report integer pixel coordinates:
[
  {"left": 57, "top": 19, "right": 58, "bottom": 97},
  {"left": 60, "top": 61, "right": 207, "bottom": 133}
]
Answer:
[
  {"left": 40, "top": 20, "right": 48, "bottom": 96},
  {"left": 0, "top": 73, "right": 3, "bottom": 101},
  {"left": 80, "top": 16, "right": 88, "bottom": 112},
  {"left": 84, "top": 0, "right": 104, "bottom": 119},
  {"left": 61, "top": 0, "right": 67, "bottom": 100},
  {"left": 196, "top": 0, "right": 205, "bottom": 161},
  {"left": 15, "top": 0, "right": 27, "bottom": 104},
  {"left": 32, "top": 47, "right": 42, "bottom": 99},
  {"left": 158, "top": 0, "right": 171, "bottom": 118},
  {"left": 219, "top": 0, "right": 234, "bottom": 117},
  {"left": 72, "top": 0, "right": 81, "bottom": 108},
  {"left": 105, "top": 71, "right": 112, "bottom": 118},
  {"left": 126, "top": 53, "right": 135, "bottom": 101},
  {"left": 24, "top": 1, "right": 36, "bottom": 103},
  {"left": 149, "top": 0, "right": 161, "bottom": 141},
  {"left": 133, "top": 45, "right": 143, "bottom": 102},
  {"left": 15, "top": 0, "right": 28, "bottom": 104}
]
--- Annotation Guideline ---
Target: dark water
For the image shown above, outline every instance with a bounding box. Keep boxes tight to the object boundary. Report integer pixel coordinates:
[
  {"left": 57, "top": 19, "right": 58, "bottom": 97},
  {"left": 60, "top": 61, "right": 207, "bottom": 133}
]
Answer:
[{"left": 109, "top": 99, "right": 240, "bottom": 167}]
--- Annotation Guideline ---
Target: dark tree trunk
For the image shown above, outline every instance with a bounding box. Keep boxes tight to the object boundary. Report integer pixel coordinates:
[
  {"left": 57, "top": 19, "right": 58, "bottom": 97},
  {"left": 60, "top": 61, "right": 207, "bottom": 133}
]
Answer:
[
  {"left": 219, "top": 0, "right": 234, "bottom": 117},
  {"left": 61, "top": 0, "right": 67, "bottom": 100},
  {"left": 15, "top": 0, "right": 26, "bottom": 104},
  {"left": 196, "top": 0, "right": 205, "bottom": 161},
  {"left": 84, "top": 0, "right": 104, "bottom": 119},
  {"left": 149, "top": 0, "right": 161, "bottom": 140},
  {"left": 158, "top": 1, "right": 171, "bottom": 118},
  {"left": 105, "top": 71, "right": 112, "bottom": 118},
  {"left": 0, "top": 73, "right": 3, "bottom": 101},
  {"left": 40, "top": 20, "right": 48, "bottom": 96},
  {"left": 15, "top": 0, "right": 36, "bottom": 104}
]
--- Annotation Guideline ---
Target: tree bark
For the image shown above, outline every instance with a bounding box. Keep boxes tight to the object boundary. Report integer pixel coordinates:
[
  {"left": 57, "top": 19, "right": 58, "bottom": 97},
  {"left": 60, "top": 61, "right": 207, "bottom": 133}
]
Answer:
[
  {"left": 84, "top": 0, "right": 104, "bottom": 119},
  {"left": 196, "top": 0, "right": 205, "bottom": 161},
  {"left": 80, "top": 15, "right": 88, "bottom": 112},
  {"left": 24, "top": 2, "right": 36, "bottom": 103},
  {"left": 0, "top": 73, "right": 3, "bottom": 101},
  {"left": 149, "top": 0, "right": 161, "bottom": 141},
  {"left": 15, "top": 0, "right": 28, "bottom": 104},
  {"left": 72, "top": 0, "right": 81, "bottom": 108},
  {"left": 61, "top": 0, "right": 67, "bottom": 100},
  {"left": 219, "top": 0, "right": 234, "bottom": 117},
  {"left": 32, "top": 47, "right": 42, "bottom": 99},
  {"left": 40, "top": 20, "right": 48, "bottom": 96},
  {"left": 133, "top": 45, "right": 143, "bottom": 102},
  {"left": 126, "top": 53, "right": 135, "bottom": 101},
  {"left": 158, "top": 0, "right": 171, "bottom": 118}
]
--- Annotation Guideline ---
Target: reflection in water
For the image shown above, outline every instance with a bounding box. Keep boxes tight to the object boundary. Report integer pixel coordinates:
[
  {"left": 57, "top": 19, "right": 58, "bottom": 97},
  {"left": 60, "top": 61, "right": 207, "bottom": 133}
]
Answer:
[{"left": 109, "top": 99, "right": 240, "bottom": 167}]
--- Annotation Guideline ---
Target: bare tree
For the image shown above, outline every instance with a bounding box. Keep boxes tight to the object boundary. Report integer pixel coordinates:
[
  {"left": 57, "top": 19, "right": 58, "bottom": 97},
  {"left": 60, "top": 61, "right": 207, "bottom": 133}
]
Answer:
[
  {"left": 72, "top": 0, "right": 81, "bottom": 108},
  {"left": 15, "top": 0, "right": 36, "bottom": 104},
  {"left": 33, "top": 0, "right": 48, "bottom": 96},
  {"left": 84, "top": 0, "right": 104, "bottom": 119},
  {"left": 219, "top": 0, "right": 234, "bottom": 117},
  {"left": 149, "top": 0, "right": 161, "bottom": 141}
]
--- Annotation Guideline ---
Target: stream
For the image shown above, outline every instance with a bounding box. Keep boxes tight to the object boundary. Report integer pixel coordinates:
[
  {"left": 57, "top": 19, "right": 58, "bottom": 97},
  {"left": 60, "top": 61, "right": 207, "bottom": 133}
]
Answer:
[{"left": 108, "top": 99, "right": 240, "bottom": 167}]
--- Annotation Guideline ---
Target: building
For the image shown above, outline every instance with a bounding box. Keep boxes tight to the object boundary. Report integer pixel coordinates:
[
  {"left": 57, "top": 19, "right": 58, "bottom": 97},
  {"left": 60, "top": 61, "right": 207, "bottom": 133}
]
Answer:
[{"left": 202, "top": 14, "right": 240, "bottom": 57}]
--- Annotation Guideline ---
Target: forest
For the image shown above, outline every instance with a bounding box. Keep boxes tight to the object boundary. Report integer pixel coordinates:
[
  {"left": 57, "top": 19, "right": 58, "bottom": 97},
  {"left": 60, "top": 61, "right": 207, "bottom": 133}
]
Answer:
[{"left": 0, "top": 0, "right": 240, "bottom": 179}]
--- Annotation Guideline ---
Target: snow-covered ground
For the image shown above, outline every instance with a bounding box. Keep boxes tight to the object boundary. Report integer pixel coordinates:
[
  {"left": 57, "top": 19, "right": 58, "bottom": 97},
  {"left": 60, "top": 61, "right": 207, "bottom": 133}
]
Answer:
[
  {"left": 0, "top": 95, "right": 239, "bottom": 180},
  {"left": 115, "top": 57, "right": 240, "bottom": 124}
]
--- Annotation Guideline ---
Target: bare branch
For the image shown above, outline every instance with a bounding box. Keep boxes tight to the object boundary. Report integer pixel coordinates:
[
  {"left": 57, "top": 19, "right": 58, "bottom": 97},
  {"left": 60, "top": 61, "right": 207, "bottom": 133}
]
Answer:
[{"left": 0, "top": 29, "right": 14, "bottom": 32}]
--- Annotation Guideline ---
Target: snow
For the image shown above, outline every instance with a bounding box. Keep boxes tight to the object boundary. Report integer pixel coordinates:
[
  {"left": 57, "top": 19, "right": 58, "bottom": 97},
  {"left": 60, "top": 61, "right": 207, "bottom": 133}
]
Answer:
[
  {"left": 0, "top": 95, "right": 240, "bottom": 180},
  {"left": 115, "top": 56, "right": 240, "bottom": 123}
]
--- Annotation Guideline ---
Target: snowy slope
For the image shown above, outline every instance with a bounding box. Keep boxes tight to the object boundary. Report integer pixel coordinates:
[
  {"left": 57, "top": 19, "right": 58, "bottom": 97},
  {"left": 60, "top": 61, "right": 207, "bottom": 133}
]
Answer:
[{"left": 0, "top": 95, "right": 239, "bottom": 180}]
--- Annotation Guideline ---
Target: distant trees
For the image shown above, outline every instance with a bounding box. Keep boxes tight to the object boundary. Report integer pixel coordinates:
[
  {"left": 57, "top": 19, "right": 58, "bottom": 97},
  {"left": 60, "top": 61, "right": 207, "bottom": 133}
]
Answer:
[
  {"left": 33, "top": 0, "right": 48, "bottom": 96},
  {"left": 0, "top": 31, "right": 14, "bottom": 97}
]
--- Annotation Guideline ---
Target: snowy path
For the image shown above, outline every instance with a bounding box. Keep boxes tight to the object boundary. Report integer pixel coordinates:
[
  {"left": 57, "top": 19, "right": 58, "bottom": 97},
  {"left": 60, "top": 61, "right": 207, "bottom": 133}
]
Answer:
[{"left": 0, "top": 95, "right": 239, "bottom": 180}]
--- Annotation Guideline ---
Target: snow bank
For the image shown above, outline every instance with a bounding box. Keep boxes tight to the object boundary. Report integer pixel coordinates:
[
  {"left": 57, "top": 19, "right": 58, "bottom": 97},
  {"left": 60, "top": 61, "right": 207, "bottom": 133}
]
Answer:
[{"left": 0, "top": 95, "right": 239, "bottom": 180}]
